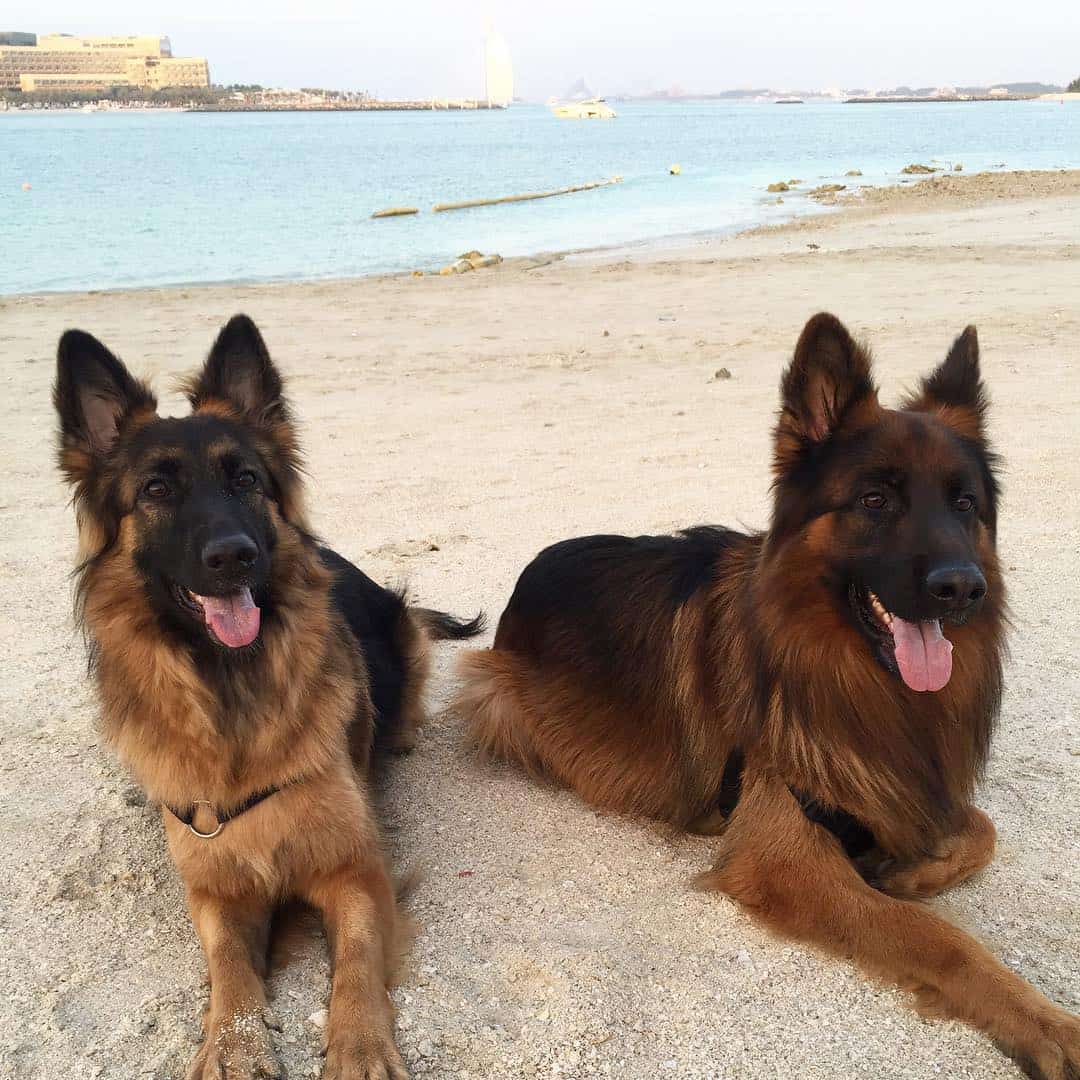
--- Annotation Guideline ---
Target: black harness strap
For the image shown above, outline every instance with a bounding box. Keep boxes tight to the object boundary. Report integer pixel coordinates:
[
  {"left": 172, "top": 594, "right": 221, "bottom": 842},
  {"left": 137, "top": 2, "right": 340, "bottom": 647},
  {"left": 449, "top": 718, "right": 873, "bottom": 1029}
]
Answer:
[
  {"left": 165, "top": 783, "right": 289, "bottom": 837},
  {"left": 714, "top": 747, "right": 746, "bottom": 817},
  {"left": 708, "top": 751, "right": 876, "bottom": 859},
  {"left": 791, "top": 789, "right": 877, "bottom": 858},
  {"left": 703, "top": 751, "right": 877, "bottom": 861}
]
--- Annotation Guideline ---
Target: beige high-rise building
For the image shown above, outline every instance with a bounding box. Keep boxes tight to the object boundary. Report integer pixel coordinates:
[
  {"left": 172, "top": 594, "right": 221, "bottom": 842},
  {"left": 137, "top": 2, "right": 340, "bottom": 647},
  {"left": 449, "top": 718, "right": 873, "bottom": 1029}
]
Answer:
[{"left": 0, "top": 32, "right": 210, "bottom": 92}]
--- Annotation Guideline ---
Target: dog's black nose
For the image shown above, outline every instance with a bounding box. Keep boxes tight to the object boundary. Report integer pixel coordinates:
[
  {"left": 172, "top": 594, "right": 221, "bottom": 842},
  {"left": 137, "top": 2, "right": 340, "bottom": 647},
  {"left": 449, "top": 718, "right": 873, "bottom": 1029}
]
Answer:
[
  {"left": 202, "top": 533, "right": 259, "bottom": 574},
  {"left": 926, "top": 563, "right": 987, "bottom": 610}
]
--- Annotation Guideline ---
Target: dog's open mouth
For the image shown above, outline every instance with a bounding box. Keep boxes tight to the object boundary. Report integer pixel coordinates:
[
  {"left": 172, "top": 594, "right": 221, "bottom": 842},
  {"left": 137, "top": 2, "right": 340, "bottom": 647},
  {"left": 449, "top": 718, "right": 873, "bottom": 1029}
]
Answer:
[
  {"left": 852, "top": 587, "right": 953, "bottom": 693},
  {"left": 174, "top": 585, "right": 261, "bottom": 648}
]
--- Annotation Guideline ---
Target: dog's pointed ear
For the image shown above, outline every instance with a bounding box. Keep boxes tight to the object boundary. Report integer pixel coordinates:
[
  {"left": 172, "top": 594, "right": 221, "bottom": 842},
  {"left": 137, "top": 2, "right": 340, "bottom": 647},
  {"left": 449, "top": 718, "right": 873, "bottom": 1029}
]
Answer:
[
  {"left": 187, "top": 315, "right": 288, "bottom": 425},
  {"left": 188, "top": 314, "right": 307, "bottom": 526},
  {"left": 902, "top": 326, "right": 987, "bottom": 439},
  {"left": 54, "top": 330, "right": 157, "bottom": 486},
  {"left": 775, "top": 313, "right": 877, "bottom": 466}
]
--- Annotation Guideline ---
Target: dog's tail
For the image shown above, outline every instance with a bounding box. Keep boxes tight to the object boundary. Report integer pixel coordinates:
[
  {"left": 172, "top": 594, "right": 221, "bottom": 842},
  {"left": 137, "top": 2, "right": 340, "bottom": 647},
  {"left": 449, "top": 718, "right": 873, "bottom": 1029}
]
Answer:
[{"left": 411, "top": 607, "right": 486, "bottom": 641}]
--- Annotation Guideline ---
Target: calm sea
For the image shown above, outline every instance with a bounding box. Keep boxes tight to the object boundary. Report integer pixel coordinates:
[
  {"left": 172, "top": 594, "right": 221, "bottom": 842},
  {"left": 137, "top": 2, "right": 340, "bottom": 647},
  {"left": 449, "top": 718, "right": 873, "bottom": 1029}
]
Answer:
[{"left": 2, "top": 100, "right": 1078, "bottom": 295}]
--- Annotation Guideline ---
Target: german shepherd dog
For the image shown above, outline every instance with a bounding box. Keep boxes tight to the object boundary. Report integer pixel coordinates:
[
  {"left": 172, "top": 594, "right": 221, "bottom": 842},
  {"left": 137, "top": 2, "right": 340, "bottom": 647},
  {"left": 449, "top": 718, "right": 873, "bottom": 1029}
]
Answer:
[
  {"left": 54, "top": 315, "right": 481, "bottom": 1080},
  {"left": 458, "top": 314, "right": 1080, "bottom": 1078}
]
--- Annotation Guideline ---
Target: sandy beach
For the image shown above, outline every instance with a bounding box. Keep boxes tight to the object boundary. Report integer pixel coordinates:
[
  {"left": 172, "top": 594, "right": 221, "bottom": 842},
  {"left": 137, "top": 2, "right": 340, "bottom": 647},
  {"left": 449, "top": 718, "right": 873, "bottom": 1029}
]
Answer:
[{"left": 1, "top": 170, "right": 1077, "bottom": 1079}]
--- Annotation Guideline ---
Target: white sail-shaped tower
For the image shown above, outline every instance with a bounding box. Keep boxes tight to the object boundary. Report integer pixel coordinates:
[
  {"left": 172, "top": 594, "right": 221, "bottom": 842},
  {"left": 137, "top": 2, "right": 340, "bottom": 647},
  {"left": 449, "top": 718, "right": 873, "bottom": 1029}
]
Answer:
[{"left": 484, "top": 27, "right": 513, "bottom": 108}]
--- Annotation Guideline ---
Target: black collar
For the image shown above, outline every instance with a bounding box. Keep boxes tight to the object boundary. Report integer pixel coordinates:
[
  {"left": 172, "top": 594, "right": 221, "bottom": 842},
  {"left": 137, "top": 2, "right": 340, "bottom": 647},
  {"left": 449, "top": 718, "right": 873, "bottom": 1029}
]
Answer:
[{"left": 165, "top": 783, "right": 288, "bottom": 839}]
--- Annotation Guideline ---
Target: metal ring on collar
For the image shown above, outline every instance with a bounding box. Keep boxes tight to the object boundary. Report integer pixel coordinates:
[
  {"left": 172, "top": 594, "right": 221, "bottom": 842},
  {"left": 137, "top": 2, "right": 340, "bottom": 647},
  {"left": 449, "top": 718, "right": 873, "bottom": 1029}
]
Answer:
[{"left": 187, "top": 799, "right": 224, "bottom": 839}]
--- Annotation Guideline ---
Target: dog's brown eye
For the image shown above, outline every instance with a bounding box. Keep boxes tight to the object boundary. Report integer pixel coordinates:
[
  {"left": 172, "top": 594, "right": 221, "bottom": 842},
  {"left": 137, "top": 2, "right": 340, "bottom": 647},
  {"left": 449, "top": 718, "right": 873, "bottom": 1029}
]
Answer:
[
  {"left": 861, "top": 492, "right": 887, "bottom": 510},
  {"left": 234, "top": 470, "right": 257, "bottom": 491},
  {"left": 143, "top": 479, "right": 169, "bottom": 499},
  {"left": 955, "top": 494, "right": 975, "bottom": 512}
]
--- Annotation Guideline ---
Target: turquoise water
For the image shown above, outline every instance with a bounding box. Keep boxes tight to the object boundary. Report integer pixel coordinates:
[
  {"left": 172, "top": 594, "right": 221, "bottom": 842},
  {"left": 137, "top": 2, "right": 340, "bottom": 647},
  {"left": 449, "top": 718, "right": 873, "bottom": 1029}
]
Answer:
[{"left": 2, "top": 100, "right": 1078, "bottom": 295}]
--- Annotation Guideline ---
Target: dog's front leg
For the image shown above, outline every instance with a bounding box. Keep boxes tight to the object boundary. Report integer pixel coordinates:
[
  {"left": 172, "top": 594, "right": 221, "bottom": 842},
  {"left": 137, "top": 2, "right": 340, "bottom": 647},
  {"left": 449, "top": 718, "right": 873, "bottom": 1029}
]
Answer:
[
  {"left": 304, "top": 860, "right": 408, "bottom": 1080},
  {"left": 186, "top": 890, "right": 281, "bottom": 1080},
  {"left": 699, "top": 775, "right": 1080, "bottom": 1080}
]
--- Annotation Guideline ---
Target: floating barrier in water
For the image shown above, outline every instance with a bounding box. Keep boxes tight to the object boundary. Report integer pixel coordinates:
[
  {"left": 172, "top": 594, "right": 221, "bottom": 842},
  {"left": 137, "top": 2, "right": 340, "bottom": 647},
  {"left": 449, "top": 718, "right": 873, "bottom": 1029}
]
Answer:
[
  {"left": 371, "top": 206, "right": 419, "bottom": 218},
  {"left": 432, "top": 176, "right": 622, "bottom": 213}
]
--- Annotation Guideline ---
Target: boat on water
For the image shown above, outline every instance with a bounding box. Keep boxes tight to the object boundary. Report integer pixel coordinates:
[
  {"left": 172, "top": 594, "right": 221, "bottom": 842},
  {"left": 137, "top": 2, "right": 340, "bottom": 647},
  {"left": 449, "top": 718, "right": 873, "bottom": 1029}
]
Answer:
[
  {"left": 551, "top": 97, "right": 616, "bottom": 119},
  {"left": 775, "top": 97, "right": 804, "bottom": 104}
]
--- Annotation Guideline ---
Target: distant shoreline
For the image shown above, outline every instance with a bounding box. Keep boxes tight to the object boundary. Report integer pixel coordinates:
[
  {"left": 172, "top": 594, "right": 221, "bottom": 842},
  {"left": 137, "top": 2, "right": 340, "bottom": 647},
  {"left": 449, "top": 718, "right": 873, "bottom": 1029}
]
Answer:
[
  {"left": 0, "top": 101, "right": 507, "bottom": 115},
  {"left": 5, "top": 96, "right": 1074, "bottom": 115},
  {"left": 844, "top": 95, "right": 1038, "bottom": 104},
  {"left": 189, "top": 101, "right": 507, "bottom": 113}
]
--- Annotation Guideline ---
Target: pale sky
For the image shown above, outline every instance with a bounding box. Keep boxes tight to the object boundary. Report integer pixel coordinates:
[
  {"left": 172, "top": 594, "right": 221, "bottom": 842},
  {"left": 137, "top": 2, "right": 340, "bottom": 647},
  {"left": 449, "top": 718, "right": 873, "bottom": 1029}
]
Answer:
[{"left": 9, "top": 1, "right": 1079, "bottom": 99}]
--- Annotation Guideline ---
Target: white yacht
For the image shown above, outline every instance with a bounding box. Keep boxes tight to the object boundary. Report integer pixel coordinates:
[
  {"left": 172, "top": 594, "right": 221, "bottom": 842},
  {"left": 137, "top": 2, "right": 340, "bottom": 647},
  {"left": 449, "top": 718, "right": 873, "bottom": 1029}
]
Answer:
[{"left": 551, "top": 97, "right": 616, "bottom": 119}]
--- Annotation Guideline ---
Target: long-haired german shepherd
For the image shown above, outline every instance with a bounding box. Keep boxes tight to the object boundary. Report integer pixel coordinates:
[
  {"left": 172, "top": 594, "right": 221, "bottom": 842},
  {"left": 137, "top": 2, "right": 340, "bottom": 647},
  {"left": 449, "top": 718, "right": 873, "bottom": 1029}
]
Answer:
[
  {"left": 55, "top": 315, "right": 481, "bottom": 1080},
  {"left": 458, "top": 313, "right": 1080, "bottom": 1078}
]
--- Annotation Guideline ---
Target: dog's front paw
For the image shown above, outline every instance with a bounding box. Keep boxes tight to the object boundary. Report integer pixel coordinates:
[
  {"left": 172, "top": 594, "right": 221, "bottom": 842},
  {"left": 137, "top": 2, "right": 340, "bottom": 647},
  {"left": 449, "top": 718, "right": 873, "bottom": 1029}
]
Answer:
[
  {"left": 187, "top": 1010, "right": 283, "bottom": 1080},
  {"left": 323, "top": 1035, "right": 410, "bottom": 1080},
  {"left": 998, "top": 1006, "right": 1080, "bottom": 1080},
  {"left": 872, "top": 858, "right": 944, "bottom": 899}
]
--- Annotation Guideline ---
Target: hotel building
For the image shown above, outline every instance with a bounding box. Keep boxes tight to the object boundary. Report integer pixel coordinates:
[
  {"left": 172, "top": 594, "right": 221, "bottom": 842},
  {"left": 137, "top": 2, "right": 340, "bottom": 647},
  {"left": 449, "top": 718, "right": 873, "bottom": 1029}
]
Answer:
[{"left": 0, "top": 32, "right": 210, "bottom": 93}]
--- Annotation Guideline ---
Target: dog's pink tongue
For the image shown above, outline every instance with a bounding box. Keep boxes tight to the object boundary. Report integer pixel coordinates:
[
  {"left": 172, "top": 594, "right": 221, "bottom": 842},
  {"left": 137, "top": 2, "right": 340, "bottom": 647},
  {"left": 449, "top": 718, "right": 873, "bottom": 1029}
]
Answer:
[
  {"left": 892, "top": 617, "right": 953, "bottom": 692},
  {"left": 195, "top": 588, "right": 260, "bottom": 648}
]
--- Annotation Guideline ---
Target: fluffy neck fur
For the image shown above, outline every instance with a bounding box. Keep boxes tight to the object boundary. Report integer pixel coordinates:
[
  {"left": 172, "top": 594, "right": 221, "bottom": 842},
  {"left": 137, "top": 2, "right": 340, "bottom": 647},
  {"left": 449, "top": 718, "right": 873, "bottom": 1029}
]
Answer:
[
  {"left": 744, "top": 536, "right": 1005, "bottom": 855},
  {"left": 77, "top": 516, "right": 364, "bottom": 809}
]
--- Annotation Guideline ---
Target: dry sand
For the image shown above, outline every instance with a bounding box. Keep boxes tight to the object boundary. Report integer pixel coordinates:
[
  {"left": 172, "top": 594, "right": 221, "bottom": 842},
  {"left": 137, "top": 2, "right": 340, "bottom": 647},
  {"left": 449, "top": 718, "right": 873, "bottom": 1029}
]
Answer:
[{"left": 1, "top": 171, "right": 1077, "bottom": 1080}]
